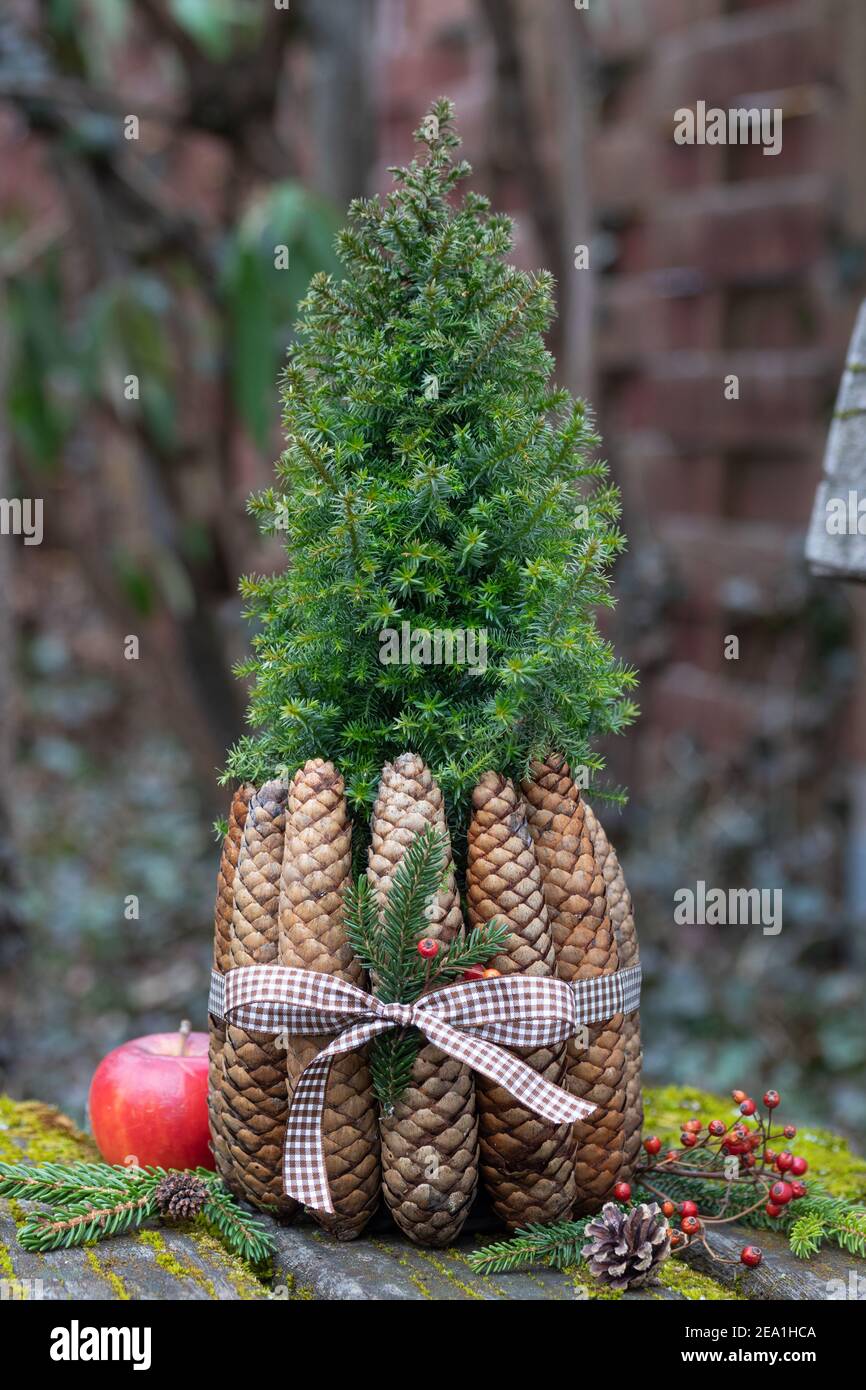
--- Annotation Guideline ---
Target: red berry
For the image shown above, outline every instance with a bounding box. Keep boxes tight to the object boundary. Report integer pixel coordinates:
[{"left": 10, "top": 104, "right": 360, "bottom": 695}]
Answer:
[
  {"left": 747, "top": 1133, "right": 763, "bottom": 1151},
  {"left": 776, "top": 1151, "right": 794, "bottom": 1172},
  {"left": 733, "top": 1122, "right": 749, "bottom": 1138},
  {"left": 790, "top": 1156, "right": 808, "bottom": 1177},
  {"left": 740, "top": 1245, "right": 762, "bottom": 1269},
  {"left": 770, "top": 1180, "right": 794, "bottom": 1205},
  {"left": 764, "top": 1148, "right": 777, "bottom": 1164},
  {"left": 680, "top": 1200, "right": 699, "bottom": 1218},
  {"left": 790, "top": 1181, "right": 807, "bottom": 1199},
  {"left": 643, "top": 1136, "right": 662, "bottom": 1155},
  {"left": 739, "top": 1098, "right": 757, "bottom": 1116},
  {"left": 460, "top": 965, "right": 485, "bottom": 982},
  {"left": 681, "top": 1215, "right": 701, "bottom": 1235},
  {"left": 665, "top": 1150, "right": 679, "bottom": 1163},
  {"left": 680, "top": 1132, "right": 697, "bottom": 1148},
  {"left": 783, "top": 1125, "right": 796, "bottom": 1139},
  {"left": 744, "top": 1153, "right": 756, "bottom": 1167},
  {"left": 662, "top": 1200, "right": 676, "bottom": 1218},
  {"left": 763, "top": 1090, "right": 780, "bottom": 1109},
  {"left": 765, "top": 1202, "right": 783, "bottom": 1217},
  {"left": 732, "top": 1090, "right": 747, "bottom": 1104},
  {"left": 684, "top": 1118, "right": 702, "bottom": 1134},
  {"left": 670, "top": 1231, "right": 684, "bottom": 1248},
  {"left": 481, "top": 968, "right": 501, "bottom": 979},
  {"left": 708, "top": 1119, "right": 726, "bottom": 1136},
  {"left": 613, "top": 1182, "right": 631, "bottom": 1202},
  {"left": 417, "top": 938, "right": 439, "bottom": 959}
]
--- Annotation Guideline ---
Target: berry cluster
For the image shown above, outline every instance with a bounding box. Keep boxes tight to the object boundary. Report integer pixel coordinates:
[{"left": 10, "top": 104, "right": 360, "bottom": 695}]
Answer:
[{"left": 617, "top": 1087, "right": 811, "bottom": 1272}]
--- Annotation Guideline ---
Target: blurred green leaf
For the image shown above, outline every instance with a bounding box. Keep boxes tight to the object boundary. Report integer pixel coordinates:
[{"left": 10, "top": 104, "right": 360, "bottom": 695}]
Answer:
[
  {"left": 169, "top": 0, "right": 262, "bottom": 59},
  {"left": 221, "top": 183, "right": 340, "bottom": 446},
  {"left": 6, "top": 261, "right": 73, "bottom": 470}
]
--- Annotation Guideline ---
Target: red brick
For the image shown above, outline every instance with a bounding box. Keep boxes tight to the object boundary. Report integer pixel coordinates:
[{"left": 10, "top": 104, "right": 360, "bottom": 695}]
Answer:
[
  {"left": 653, "top": 4, "right": 832, "bottom": 112},
  {"left": 649, "top": 178, "right": 828, "bottom": 281}
]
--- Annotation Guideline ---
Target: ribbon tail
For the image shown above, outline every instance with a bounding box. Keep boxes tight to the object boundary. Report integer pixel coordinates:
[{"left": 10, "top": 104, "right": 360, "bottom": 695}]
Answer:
[
  {"left": 282, "top": 1019, "right": 392, "bottom": 1213},
  {"left": 420, "top": 1015, "right": 597, "bottom": 1125}
]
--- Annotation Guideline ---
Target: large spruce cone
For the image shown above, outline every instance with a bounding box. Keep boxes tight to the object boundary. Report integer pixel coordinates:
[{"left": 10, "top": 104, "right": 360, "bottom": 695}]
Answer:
[
  {"left": 582, "top": 1201, "right": 670, "bottom": 1291},
  {"left": 369, "top": 753, "right": 478, "bottom": 1247},
  {"left": 220, "top": 780, "right": 297, "bottom": 1216},
  {"left": 466, "top": 772, "right": 576, "bottom": 1228},
  {"left": 523, "top": 757, "right": 626, "bottom": 1213},
  {"left": 209, "top": 784, "right": 253, "bottom": 1186},
  {"left": 584, "top": 800, "right": 642, "bottom": 1184},
  {"left": 279, "top": 759, "right": 380, "bottom": 1240}
]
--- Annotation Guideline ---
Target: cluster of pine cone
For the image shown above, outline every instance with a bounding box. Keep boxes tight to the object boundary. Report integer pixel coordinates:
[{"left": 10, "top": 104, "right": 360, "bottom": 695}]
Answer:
[{"left": 208, "top": 752, "right": 642, "bottom": 1248}]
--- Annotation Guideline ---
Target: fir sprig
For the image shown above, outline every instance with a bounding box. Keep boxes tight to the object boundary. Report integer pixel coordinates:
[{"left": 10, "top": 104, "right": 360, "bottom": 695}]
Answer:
[
  {"left": 470, "top": 1218, "right": 593, "bottom": 1276},
  {"left": 344, "top": 823, "right": 508, "bottom": 1111},
  {"left": 0, "top": 1161, "right": 275, "bottom": 1266}
]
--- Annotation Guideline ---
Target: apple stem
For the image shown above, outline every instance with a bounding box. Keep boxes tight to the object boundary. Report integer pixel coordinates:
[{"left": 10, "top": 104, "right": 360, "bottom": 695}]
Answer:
[{"left": 178, "top": 1019, "right": 192, "bottom": 1055}]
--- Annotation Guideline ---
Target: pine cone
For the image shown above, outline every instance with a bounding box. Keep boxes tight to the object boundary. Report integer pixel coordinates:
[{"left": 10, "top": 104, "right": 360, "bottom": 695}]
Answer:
[
  {"left": 370, "top": 753, "right": 478, "bottom": 1248},
  {"left": 154, "top": 1172, "right": 210, "bottom": 1220},
  {"left": 466, "top": 772, "right": 576, "bottom": 1229},
  {"left": 523, "top": 757, "right": 626, "bottom": 1214},
  {"left": 582, "top": 1201, "right": 670, "bottom": 1290},
  {"left": 220, "top": 780, "right": 297, "bottom": 1217},
  {"left": 279, "top": 759, "right": 380, "bottom": 1241},
  {"left": 209, "top": 784, "right": 254, "bottom": 1188},
  {"left": 584, "top": 801, "right": 643, "bottom": 1184}
]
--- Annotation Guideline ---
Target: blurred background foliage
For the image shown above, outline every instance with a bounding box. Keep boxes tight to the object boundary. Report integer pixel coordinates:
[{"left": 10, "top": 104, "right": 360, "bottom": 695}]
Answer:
[{"left": 0, "top": 0, "right": 863, "bottom": 1140}]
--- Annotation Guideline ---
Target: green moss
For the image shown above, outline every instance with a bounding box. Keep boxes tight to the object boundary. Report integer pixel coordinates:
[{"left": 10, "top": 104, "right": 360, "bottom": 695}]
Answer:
[
  {"left": 0, "top": 1097, "right": 98, "bottom": 1165},
  {"left": 277, "top": 1272, "right": 316, "bottom": 1301},
  {"left": 563, "top": 1265, "right": 623, "bottom": 1300},
  {"left": 0, "top": 1237, "right": 15, "bottom": 1280},
  {"left": 643, "top": 1086, "right": 866, "bottom": 1200},
  {"left": 188, "top": 1227, "right": 267, "bottom": 1300},
  {"left": 84, "top": 1248, "right": 131, "bottom": 1300},
  {"left": 413, "top": 1249, "right": 485, "bottom": 1300},
  {"left": 136, "top": 1229, "right": 217, "bottom": 1298},
  {"left": 658, "top": 1258, "right": 742, "bottom": 1301}
]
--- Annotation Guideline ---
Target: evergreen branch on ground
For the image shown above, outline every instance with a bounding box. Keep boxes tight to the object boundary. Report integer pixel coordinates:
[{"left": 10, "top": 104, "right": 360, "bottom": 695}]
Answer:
[
  {"left": 469, "top": 1218, "right": 593, "bottom": 1275},
  {"left": 0, "top": 1161, "right": 276, "bottom": 1264}
]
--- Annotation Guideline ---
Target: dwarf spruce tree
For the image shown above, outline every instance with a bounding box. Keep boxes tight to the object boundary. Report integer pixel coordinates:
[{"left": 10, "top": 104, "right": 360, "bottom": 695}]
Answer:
[{"left": 225, "top": 100, "right": 637, "bottom": 820}]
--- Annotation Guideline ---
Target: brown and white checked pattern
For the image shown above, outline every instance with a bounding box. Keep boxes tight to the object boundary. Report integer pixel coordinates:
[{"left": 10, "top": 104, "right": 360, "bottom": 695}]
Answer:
[{"left": 210, "top": 963, "right": 641, "bottom": 1215}]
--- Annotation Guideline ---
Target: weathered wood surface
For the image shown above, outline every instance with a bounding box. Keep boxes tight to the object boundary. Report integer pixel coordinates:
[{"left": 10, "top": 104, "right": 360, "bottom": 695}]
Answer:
[
  {"left": 2, "top": 1099, "right": 864, "bottom": 1300},
  {"left": 806, "top": 299, "right": 866, "bottom": 579}
]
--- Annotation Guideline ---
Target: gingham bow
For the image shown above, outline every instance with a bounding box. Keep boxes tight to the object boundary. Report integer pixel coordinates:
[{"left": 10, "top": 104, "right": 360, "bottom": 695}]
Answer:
[{"left": 210, "top": 963, "right": 641, "bottom": 1215}]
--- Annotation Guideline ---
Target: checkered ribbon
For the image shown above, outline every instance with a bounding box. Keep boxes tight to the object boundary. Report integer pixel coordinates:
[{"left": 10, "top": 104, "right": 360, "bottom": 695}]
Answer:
[{"left": 210, "top": 963, "right": 641, "bottom": 1215}]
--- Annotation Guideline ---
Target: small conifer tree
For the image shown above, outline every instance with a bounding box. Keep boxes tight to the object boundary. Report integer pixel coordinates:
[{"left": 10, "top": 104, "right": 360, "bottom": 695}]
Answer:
[{"left": 225, "top": 99, "right": 637, "bottom": 822}]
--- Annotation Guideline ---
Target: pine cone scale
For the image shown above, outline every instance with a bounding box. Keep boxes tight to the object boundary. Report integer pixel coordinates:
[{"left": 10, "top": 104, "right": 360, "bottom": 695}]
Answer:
[
  {"left": 468, "top": 773, "right": 575, "bottom": 1228},
  {"left": 280, "top": 760, "right": 380, "bottom": 1240},
  {"left": 371, "top": 754, "right": 478, "bottom": 1246}
]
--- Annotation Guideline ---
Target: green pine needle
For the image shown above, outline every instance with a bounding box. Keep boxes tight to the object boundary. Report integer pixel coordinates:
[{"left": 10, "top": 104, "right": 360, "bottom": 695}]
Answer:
[
  {"left": 345, "top": 823, "right": 507, "bottom": 1111},
  {"left": 0, "top": 1160, "right": 276, "bottom": 1265},
  {"left": 470, "top": 1218, "right": 593, "bottom": 1275}
]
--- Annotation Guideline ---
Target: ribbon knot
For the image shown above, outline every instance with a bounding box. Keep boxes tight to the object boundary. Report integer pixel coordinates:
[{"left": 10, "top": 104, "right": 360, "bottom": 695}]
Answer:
[
  {"left": 210, "top": 961, "right": 641, "bottom": 1216},
  {"left": 377, "top": 999, "right": 415, "bottom": 1027}
]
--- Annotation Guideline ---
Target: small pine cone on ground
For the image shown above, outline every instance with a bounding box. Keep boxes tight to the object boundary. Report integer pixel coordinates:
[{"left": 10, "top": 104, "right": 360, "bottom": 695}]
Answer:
[
  {"left": 369, "top": 752, "right": 478, "bottom": 1248},
  {"left": 220, "top": 780, "right": 297, "bottom": 1217},
  {"left": 209, "top": 784, "right": 254, "bottom": 1187},
  {"left": 466, "top": 772, "right": 576, "bottom": 1228},
  {"left": 584, "top": 800, "right": 642, "bottom": 1184},
  {"left": 279, "top": 759, "right": 380, "bottom": 1240},
  {"left": 522, "top": 757, "right": 626, "bottom": 1213}
]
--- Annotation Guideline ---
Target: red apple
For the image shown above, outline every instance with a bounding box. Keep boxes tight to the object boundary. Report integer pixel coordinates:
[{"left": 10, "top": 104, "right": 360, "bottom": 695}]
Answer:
[{"left": 88, "top": 1022, "right": 213, "bottom": 1170}]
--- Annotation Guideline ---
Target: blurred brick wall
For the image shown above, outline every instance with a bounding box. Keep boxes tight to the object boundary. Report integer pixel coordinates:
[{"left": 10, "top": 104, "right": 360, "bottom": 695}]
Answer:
[{"left": 374, "top": 0, "right": 866, "bottom": 838}]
